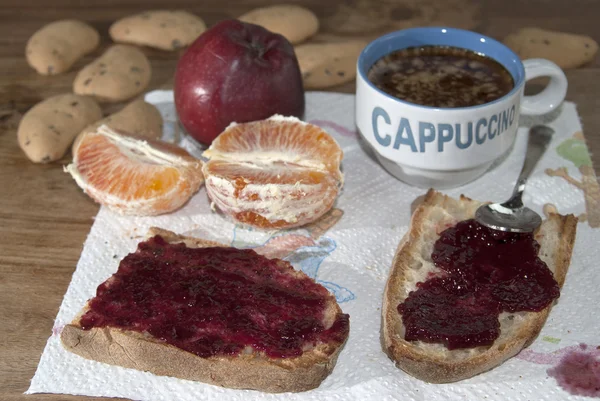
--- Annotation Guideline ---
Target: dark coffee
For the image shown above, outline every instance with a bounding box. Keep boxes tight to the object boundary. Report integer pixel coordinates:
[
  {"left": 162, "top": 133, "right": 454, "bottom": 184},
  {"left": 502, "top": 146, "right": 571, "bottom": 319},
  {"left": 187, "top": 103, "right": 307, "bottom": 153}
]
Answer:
[{"left": 368, "top": 46, "right": 514, "bottom": 108}]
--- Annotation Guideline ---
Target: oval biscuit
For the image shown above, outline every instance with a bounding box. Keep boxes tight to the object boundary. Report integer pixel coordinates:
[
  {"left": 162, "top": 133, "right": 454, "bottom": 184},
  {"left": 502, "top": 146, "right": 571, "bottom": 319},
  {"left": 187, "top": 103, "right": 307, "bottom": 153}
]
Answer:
[
  {"left": 503, "top": 27, "right": 599, "bottom": 69},
  {"left": 238, "top": 5, "right": 319, "bottom": 44},
  {"left": 17, "top": 94, "right": 102, "bottom": 163},
  {"left": 295, "top": 41, "right": 367, "bottom": 88},
  {"left": 73, "top": 45, "right": 151, "bottom": 103},
  {"left": 26, "top": 20, "right": 100, "bottom": 75},
  {"left": 110, "top": 10, "right": 207, "bottom": 51}
]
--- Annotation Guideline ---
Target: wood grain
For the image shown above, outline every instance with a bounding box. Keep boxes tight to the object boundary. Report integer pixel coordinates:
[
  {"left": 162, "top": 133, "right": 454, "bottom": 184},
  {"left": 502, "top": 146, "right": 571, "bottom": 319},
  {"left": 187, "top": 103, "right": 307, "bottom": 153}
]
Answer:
[{"left": 1, "top": 1, "right": 599, "bottom": 400}]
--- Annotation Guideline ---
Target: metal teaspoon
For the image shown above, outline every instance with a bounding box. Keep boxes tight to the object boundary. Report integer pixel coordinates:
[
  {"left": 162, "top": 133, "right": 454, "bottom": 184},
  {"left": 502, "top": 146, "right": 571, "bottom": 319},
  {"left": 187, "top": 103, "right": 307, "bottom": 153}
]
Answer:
[{"left": 475, "top": 125, "right": 554, "bottom": 233}]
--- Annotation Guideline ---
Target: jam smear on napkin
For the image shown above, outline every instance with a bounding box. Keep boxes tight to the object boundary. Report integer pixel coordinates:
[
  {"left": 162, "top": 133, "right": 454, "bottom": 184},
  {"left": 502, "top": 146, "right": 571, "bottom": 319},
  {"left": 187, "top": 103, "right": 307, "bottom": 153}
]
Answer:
[
  {"left": 80, "top": 235, "right": 349, "bottom": 358},
  {"left": 398, "top": 219, "right": 559, "bottom": 349},
  {"left": 548, "top": 345, "right": 600, "bottom": 397}
]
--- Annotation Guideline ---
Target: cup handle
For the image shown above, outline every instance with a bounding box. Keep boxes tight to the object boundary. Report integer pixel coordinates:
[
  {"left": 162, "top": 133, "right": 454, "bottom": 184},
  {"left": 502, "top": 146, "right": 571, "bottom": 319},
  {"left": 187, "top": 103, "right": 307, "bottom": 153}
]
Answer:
[{"left": 521, "top": 58, "right": 568, "bottom": 116}]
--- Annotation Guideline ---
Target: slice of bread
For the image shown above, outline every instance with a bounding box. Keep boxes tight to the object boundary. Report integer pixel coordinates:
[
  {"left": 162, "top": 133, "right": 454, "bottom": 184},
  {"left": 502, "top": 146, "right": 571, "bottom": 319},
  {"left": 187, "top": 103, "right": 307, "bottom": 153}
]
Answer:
[
  {"left": 382, "top": 189, "right": 577, "bottom": 383},
  {"left": 61, "top": 227, "right": 349, "bottom": 393}
]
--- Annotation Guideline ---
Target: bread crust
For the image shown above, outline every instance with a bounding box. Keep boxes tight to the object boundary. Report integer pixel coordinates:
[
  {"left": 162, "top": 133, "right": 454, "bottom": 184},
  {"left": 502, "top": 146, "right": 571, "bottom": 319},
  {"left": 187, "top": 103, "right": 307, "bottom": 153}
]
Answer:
[
  {"left": 382, "top": 189, "right": 577, "bottom": 383},
  {"left": 61, "top": 227, "right": 348, "bottom": 393}
]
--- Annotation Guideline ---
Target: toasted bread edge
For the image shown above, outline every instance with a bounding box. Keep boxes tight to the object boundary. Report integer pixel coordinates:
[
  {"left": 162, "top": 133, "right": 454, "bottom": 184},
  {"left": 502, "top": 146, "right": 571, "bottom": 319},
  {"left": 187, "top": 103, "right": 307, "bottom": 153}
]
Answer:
[
  {"left": 381, "top": 190, "right": 577, "bottom": 383},
  {"left": 60, "top": 227, "right": 348, "bottom": 393}
]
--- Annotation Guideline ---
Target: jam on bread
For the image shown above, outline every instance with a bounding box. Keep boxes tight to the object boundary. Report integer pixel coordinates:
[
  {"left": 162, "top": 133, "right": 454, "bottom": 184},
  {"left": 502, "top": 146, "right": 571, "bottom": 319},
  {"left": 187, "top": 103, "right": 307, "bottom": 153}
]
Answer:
[
  {"left": 398, "top": 219, "right": 560, "bottom": 349},
  {"left": 79, "top": 234, "right": 349, "bottom": 359}
]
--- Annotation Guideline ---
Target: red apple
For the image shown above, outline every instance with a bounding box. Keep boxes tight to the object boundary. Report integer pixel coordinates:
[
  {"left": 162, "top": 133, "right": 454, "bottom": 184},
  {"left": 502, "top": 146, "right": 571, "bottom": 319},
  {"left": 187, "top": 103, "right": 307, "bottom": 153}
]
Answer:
[{"left": 174, "top": 19, "right": 305, "bottom": 145}]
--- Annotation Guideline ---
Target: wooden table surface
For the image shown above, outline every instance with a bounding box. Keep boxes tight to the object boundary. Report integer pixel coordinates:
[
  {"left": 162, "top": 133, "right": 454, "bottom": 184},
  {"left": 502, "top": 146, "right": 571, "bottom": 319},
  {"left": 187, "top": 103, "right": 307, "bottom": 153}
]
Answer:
[{"left": 1, "top": 1, "right": 599, "bottom": 400}]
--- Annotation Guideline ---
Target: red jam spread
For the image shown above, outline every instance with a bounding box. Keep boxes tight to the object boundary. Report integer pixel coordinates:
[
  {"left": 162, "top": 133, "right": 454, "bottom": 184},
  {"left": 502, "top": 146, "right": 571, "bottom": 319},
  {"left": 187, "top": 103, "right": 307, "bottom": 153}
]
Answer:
[
  {"left": 398, "top": 219, "right": 560, "bottom": 349},
  {"left": 80, "top": 235, "right": 349, "bottom": 359}
]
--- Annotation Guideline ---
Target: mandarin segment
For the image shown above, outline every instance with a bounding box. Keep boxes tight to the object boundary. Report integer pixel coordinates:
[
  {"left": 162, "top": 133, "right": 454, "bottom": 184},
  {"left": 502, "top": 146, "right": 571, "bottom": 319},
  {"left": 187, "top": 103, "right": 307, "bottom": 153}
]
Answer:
[
  {"left": 206, "top": 116, "right": 343, "bottom": 178},
  {"left": 65, "top": 125, "right": 204, "bottom": 216},
  {"left": 202, "top": 115, "right": 343, "bottom": 229}
]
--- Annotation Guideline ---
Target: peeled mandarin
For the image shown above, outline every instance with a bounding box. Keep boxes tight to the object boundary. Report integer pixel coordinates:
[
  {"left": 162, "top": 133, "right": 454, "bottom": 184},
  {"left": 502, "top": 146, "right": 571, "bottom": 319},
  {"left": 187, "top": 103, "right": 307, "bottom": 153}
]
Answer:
[
  {"left": 66, "top": 125, "right": 203, "bottom": 216},
  {"left": 202, "top": 115, "right": 343, "bottom": 229}
]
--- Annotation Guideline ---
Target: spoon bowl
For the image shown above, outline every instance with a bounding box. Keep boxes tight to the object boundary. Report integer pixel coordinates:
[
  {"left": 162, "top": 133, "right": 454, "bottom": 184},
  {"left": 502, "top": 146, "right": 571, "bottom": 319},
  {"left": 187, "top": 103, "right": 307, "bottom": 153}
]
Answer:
[{"left": 475, "top": 202, "right": 542, "bottom": 233}]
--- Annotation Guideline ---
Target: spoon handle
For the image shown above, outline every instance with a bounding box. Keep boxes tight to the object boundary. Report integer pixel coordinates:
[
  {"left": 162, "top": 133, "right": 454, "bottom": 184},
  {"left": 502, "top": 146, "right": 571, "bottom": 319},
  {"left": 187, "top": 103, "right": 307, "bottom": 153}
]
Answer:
[{"left": 503, "top": 125, "right": 554, "bottom": 209}]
